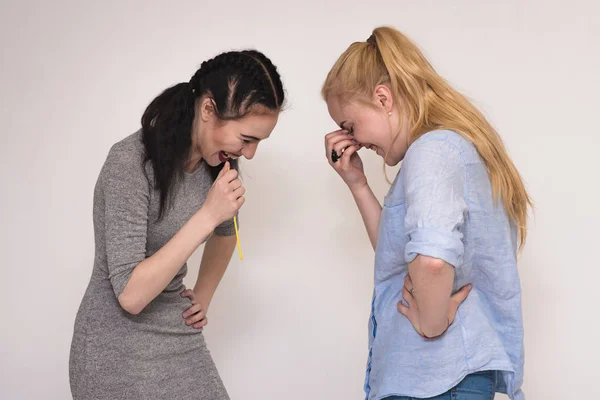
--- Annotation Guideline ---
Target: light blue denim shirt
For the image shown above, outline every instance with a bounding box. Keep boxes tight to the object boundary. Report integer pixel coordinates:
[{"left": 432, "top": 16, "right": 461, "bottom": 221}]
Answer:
[{"left": 365, "top": 130, "right": 524, "bottom": 400}]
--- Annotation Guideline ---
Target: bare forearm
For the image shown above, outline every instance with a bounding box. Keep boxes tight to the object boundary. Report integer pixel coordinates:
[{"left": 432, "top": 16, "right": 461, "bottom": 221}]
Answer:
[
  {"left": 350, "top": 184, "right": 382, "bottom": 250},
  {"left": 119, "top": 208, "right": 218, "bottom": 314},
  {"left": 193, "top": 234, "right": 236, "bottom": 310},
  {"left": 408, "top": 255, "right": 454, "bottom": 337}
]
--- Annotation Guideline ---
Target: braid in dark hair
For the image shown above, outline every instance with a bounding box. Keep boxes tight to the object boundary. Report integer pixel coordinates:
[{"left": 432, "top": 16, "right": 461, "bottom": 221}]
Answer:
[
  {"left": 141, "top": 50, "right": 285, "bottom": 218},
  {"left": 240, "top": 50, "right": 285, "bottom": 107}
]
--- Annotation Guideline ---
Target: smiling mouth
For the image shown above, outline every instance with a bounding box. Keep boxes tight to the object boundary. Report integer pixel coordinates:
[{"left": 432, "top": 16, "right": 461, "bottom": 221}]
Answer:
[{"left": 219, "top": 151, "right": 241, "bottom": 162}]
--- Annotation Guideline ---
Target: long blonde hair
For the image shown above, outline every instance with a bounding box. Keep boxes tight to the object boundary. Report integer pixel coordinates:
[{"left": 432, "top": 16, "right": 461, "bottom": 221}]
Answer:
[{"left": 322, "top": 26, "right": 532, "bottom": 248}]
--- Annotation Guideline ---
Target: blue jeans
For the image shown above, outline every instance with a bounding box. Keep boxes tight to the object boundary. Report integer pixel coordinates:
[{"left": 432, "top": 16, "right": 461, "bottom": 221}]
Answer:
[{"left": 384, "top": 371, "right": 496, "bottom": 400}]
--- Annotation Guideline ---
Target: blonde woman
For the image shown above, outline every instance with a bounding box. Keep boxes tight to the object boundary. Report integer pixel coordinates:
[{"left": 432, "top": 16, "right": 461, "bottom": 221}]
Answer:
[{"left": 322, "top": 27, "right": 530, "bottom": 400}]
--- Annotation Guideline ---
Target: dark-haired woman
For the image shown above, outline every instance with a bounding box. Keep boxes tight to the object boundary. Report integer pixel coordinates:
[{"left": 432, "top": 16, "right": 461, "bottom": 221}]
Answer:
[{"left": 69, "top": 50, "right": 285, "bottom": 400}]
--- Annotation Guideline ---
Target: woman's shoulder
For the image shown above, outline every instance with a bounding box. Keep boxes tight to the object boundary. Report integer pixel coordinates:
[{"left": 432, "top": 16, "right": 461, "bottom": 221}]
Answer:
[
  {"left": 100, "top": 130, "right": 151, "bottom": 182},
  {"left": 407, "top": 129, "right": 478, "bottom": 164},
  {"left": 107, "top": 130, "right": 145, "bottom": 160},
  {"left": 414, "top": 129, "right": 469, "bottom": 149}
]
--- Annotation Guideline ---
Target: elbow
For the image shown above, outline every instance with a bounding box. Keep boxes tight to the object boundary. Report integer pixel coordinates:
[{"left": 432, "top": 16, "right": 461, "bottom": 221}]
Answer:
[
  {"left": 118, "top": 292, "right": 146, "bottom": 315},
  {"left": 419, "top": 256, "right": 449, "bottom": 274}
]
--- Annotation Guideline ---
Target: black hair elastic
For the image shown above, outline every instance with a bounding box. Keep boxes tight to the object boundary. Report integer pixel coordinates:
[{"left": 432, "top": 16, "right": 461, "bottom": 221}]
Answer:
[{"left": 331, "top": 149, "right": 340, "bottom": 163}]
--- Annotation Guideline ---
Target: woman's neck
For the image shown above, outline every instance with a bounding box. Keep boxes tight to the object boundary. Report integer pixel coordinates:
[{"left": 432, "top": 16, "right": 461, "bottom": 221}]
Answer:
[
  {"left": 184, "top": 147, "right": 202, "bottom": 173},
  {"left": 186, "top": 117, "right": 203, "bottom": 173}
]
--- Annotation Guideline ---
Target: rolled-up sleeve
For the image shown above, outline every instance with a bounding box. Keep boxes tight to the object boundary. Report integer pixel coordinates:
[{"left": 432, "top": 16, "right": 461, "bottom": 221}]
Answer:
[{"left": 403, "top": 136, "right": 468, "bottom": 268}]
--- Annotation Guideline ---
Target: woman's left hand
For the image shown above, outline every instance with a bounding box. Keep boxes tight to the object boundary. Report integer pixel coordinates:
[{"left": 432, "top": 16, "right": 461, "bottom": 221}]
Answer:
[
  {"left": 397, "top": 274, "right": 471, "bottom": 338},
  {"left": 181, "top": 289, "right": 208, "bottom": 329}
]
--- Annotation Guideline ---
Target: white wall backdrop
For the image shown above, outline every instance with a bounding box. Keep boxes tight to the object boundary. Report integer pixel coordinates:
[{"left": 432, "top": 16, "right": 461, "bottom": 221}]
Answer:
[{"left": 1, "top": 0, "right": 599, "bottom": 399}]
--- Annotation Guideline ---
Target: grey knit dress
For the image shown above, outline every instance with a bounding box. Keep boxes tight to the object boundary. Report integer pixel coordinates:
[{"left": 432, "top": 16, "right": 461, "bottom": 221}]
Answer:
[{"left": 69, "top": 131, "right": 234, "bottom": 400}]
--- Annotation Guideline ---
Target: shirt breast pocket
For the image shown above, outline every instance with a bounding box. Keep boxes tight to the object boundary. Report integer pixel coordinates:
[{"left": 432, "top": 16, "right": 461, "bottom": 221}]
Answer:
[{"left": 375, "top": 199, "right": 409, "bottom": 282}]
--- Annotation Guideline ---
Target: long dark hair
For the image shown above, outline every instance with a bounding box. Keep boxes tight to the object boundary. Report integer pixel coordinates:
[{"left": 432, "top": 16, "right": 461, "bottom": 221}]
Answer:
[{"left": 141, "top": 50, "right": 285, "bottom": 218}]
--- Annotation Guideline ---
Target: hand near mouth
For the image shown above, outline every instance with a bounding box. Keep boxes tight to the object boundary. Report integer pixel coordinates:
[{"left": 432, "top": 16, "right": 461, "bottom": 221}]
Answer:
[{"left": 203, "top": 162, "right": 245, "bottom": 225}]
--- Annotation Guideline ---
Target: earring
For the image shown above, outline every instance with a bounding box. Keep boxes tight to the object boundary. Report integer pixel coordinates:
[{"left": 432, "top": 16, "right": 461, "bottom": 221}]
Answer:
[{"left": 388, "top": 111, "right": 392, "bottom": 116}]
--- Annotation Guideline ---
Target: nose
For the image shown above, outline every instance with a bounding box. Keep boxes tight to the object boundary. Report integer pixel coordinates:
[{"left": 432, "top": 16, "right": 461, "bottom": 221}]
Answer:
[{"left": 241, "top": 143, "right": 258, "bottom": 160}]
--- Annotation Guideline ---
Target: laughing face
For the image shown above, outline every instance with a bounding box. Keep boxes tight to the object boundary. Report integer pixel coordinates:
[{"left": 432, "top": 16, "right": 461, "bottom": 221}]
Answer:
[
  {"left": 190, "top": 97, "right": 279, "bottom": 168},
  {"left": 325, "top": 86, "right": 411, "bottom": 166}
]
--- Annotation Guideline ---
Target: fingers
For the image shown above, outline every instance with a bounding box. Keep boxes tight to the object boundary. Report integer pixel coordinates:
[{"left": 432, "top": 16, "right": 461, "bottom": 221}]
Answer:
[
  {"left": 324, "top": 130, "right": 337, "bottom": 141},
  {"left": 404, "top": 274, "right": 414, "bottom": 288},
  {"left": 216, "top": 171, "right": 244, "bottom": 203},
  {"left": 180, "top": 289, "right": 195, "bottom": 302},
  {"left": 193, "top": 316, "right": 208, "bottom": 330},
  {"left": 397, "top": 300, "right": 409, "bottom": 317},
  {"left": 340, "top": 143, "right": 361, "bottom": 158},
  {"left": 221, "top": 169, "right": 239, "bottom": 184},
  {"left": 324, "top": 129, "right": 348, "bottom": 144},
  {"left": 236, "top": 196, "right": 246, "bottom": 208},
  {"left": 215, "top": 161, "right": 230, "bottom": 180},
  {"left": 232, "top": 185, "right": 246, "bottom": 199},
  {"left": 448, "top": 284, "right": 472, "bottom": 323},
  {"left": 180, "top": 289, "right": 207, "bottom": 328},
  {"left": 214, "top": 166, "right": 239, "bottom": 186},
  {"left": 232, "top": 185, "right": 246, "bottom": 211},
  {"left": 403, "top": 275, "right": 414, "bottom": 298},
  {"left": 325, "top": 130, "right": 353, "bottom": 159},
  {"left": 230, "top": 178, "right": 243, "bottom": 191},
  {"left": 451, "top": 284, "right": 473, "bottom": 306},
  {"left": 333, "top": 139, "right": 355, "bottom": 155},
  {"left": 338, "top": 144, "right": 361, "bottom": 168},
  {"left": 182, "top": 303, "right": 202, "bottom": 319},
  {"left": 402, "top": 286, "right": 417, "bottom": 308},
  {"left": 398, "top": 285, "right": 423, "bottom": 336},
  {"left": 184, "top": 308, "right": 206, "bottom": 326}
]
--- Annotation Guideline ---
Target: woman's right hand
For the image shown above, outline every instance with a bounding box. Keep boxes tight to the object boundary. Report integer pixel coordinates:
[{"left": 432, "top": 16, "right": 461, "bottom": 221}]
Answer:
[
  {"left": 325, "top": 129, "right": 367, "bottom": 191},
  {"left": 202, "top": 162, "right": 245, "bottom": 226}
]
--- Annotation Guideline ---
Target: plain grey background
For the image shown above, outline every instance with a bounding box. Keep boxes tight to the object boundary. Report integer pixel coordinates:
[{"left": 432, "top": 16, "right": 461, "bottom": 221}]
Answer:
[{"left": 1, "top": 0, "right": 599, "bottom": 399}]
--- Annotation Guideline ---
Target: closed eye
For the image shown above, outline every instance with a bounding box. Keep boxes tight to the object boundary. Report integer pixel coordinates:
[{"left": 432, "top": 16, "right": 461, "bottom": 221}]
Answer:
[{"left": 241, "top": 134, "right": 261, "bottom": 143}]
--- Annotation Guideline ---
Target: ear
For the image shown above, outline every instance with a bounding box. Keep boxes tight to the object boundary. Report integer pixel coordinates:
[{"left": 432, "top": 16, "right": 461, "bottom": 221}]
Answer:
[
  {"left": 374, "top": 85, "right": 394, "bottom": 113},
  {"left": 200, "top": 97, "right": 216, "bottom": 122}
]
